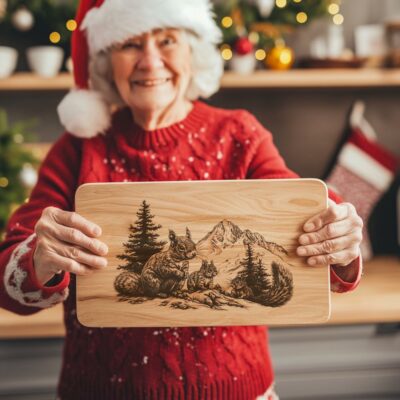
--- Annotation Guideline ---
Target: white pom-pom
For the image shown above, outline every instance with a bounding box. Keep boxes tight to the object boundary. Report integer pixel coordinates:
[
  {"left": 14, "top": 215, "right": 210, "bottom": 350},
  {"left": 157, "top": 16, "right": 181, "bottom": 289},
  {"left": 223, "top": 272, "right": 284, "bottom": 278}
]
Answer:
[{"left": 57, "top": 89, "right": 111, "bottom": 138}]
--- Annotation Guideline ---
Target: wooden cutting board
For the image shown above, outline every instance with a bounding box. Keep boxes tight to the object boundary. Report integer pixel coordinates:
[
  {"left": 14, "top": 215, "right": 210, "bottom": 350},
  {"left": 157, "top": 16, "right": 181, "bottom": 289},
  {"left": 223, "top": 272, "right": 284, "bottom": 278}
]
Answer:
[{"left": 75, "top": 179, "right": 330, "bottom": 327}]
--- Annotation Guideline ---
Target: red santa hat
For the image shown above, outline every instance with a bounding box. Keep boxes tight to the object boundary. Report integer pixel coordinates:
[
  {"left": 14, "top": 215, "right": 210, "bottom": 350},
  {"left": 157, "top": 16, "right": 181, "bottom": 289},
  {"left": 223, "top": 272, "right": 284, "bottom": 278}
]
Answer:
[{"left": 57, "top": 0, "right": 222, "bottom": 139}]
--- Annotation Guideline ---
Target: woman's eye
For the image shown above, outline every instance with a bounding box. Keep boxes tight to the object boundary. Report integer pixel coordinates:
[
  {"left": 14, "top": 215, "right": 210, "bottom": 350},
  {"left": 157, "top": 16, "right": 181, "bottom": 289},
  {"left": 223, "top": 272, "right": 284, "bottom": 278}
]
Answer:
[
  {"left": 122, "top": 42, "right": 141, "bottom": 50},
  {"left": 160, "top": 37, "right": 175, "bottom": 47}
]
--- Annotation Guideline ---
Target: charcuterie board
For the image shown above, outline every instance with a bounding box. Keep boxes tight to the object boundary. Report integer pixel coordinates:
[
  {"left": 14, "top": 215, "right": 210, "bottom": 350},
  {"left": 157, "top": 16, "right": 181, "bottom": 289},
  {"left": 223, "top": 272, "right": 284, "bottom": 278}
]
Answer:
[{"left": 75, "top": 179, "right": 330, "bottom": 327}]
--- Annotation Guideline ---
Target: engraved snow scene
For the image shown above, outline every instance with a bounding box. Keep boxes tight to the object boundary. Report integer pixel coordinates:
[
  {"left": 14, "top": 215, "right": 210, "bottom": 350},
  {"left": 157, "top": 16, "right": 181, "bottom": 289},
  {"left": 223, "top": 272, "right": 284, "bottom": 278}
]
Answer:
[{"left": 114, "top": 201, "right": 294, "bottom": 310}]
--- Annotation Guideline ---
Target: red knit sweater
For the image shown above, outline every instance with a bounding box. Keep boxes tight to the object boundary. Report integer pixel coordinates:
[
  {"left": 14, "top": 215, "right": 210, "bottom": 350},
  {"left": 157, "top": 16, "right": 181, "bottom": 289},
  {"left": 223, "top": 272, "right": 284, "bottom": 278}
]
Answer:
[{"left": 0, "top": 100, "right": 361, "bottom": 400}]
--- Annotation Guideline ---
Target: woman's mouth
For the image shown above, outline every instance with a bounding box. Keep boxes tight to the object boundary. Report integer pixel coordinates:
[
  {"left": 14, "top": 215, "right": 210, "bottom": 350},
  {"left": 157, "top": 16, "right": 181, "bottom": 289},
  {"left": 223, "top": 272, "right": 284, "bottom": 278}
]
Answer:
[{"left": 132, "top": 78, "right": 171, "bottom": 87}]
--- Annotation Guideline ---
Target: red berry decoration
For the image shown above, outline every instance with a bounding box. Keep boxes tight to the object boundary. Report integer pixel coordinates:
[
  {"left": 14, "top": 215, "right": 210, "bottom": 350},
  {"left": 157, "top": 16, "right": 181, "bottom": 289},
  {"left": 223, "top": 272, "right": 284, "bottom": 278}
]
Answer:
[{"left": 234, "top": 37, "right": 253, "bottom": 55}]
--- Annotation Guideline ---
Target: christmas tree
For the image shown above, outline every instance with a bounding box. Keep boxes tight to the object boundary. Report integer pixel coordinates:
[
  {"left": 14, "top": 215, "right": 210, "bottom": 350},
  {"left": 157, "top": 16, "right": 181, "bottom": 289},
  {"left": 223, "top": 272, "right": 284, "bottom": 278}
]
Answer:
[
  {"left": 117, "top": 200, "right": 167, "bottom": 273},
  {"left": 0, "top": 109, "right": 39, "bottom": 239}
]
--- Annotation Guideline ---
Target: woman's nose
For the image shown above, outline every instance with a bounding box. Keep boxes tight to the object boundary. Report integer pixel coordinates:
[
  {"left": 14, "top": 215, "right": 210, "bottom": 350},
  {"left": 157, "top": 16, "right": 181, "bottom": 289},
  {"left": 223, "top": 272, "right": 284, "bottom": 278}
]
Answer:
[{"left": 136, "top": 45, "right": 164, "bottom": 71}]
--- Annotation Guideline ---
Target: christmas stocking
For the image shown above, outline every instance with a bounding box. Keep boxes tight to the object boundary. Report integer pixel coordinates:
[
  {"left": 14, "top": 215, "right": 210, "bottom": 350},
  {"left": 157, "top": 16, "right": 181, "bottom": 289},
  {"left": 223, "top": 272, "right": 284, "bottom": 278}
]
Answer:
[{"left": 326, "top": 101, "right": 399, "bottom": 261}]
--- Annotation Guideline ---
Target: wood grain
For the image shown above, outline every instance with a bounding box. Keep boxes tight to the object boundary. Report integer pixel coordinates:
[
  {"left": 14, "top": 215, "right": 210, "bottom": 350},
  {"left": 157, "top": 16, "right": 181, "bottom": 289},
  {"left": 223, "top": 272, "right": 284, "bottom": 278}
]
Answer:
[{"left": 75, "top": 179, "right": 330, "bottom": 327}]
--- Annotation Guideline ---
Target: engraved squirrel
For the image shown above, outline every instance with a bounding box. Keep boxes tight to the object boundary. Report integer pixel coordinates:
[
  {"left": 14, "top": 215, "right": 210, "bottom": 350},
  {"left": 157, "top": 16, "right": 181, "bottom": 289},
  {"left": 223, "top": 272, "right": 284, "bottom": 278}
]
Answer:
[
  {"left": 229, "top": 276, "right": 253, "bottom": 299},
  {"left": 114, "top": 228, "right": 196, "bottom": 298},
  {"left": 187, "top": 260, "right": 218, "bottom": 292}
]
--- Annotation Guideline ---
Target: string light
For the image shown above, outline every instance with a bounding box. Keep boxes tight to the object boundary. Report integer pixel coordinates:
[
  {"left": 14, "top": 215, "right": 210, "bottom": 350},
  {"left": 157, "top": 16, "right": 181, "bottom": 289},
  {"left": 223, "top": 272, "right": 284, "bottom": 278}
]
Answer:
[
  {"left": 221, "top": 48, "right": 233, "bottom": 61},
  {"left": 13, "top": 133, "right": 23, "bottom": 143},
  {"left": 221, "top": 16, "right": 233, "bottom": 28},
  {"left": 49, "top": 31, "right": 61, "bottom": 44},
  {"left": 249, "top": 31, "right": 260, "bottom": 44},
  {"left": 66, "top": 19, "right": 77, "bottom": 31},
  {"left": 293, "top": 0, "right": 302, "bottom": 3},
  {"left": 275, "top": 0, "right": 287, "bottom": 8},
  {"left": 328, "top": 3, "right": 340, "bottom": 15},
  {"left": 333, "top": 13, "right": 344, "bottom": 25},
  {"left": 296, "top": 12, "right": 308, "bottom": 24},
  {"left": 279, "top": 48, "right": 293, "bottom": 65},
  {"left": 0, "top": 177, "right": 9, "bottom": 188},
  {"left": 255, "top": 49, "right": 266, "bottom": 61}
]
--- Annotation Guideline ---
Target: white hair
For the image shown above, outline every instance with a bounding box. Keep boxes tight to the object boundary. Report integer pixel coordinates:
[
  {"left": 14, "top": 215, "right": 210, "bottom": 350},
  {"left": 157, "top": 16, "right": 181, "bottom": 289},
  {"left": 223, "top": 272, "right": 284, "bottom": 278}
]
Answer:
[{"left": 88, "top": 30, "right": 224, "bottom": 106}]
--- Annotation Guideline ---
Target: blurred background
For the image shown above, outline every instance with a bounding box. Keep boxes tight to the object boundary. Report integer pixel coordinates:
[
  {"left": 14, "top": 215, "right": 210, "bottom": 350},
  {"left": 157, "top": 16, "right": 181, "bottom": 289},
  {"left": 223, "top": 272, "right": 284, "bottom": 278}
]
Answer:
[{"left": 0, "top": 1, "right": 399, "bottom": 399}]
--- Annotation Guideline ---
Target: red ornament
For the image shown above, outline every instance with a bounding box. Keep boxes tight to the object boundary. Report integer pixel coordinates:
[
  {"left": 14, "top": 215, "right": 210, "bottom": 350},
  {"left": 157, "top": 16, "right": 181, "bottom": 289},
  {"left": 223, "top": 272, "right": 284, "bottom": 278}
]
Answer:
[{"left": 234, "top": 37, "right": 253, "bottom": 55}]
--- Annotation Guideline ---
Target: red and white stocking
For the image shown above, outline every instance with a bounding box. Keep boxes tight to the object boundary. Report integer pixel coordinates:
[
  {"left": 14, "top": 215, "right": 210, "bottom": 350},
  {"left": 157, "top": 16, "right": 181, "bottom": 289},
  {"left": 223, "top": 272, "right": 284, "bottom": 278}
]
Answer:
[{"left": 326, "top": 102, "right": 399, "bottom": 261}]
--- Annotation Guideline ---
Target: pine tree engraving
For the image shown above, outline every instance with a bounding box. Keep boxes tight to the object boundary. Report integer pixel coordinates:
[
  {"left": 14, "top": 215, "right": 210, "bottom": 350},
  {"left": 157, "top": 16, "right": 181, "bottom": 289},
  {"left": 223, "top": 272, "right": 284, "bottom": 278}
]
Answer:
[
  {"left": 236, "top": 244, "right": 270, "bottom": 297},
  {"left": 116, "top": 200, "right": 166, "bottom": 273},
  {"left": 253, "top": 258, "right": 272, "bottom": 297},
  {"left": 257, "top": 261, "right": 293, "bottom": 307}
]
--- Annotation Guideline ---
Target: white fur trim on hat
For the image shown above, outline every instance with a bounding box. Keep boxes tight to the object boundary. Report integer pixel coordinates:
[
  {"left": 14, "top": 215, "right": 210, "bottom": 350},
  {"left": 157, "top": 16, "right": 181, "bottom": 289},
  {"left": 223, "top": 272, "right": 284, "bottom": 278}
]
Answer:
[
  {"left": 57, "top": 89, "right": 111, "bottom": 138},
  {"left": 81, "top": 0, "right": 222, "bottom": 55}
]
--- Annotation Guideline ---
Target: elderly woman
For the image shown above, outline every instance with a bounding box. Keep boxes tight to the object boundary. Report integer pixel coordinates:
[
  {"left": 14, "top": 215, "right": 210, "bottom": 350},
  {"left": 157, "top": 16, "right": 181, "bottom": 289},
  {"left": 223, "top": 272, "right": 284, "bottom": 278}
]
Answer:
[{"left": 0, "top": 0, "right": 363, "bottom": 399}]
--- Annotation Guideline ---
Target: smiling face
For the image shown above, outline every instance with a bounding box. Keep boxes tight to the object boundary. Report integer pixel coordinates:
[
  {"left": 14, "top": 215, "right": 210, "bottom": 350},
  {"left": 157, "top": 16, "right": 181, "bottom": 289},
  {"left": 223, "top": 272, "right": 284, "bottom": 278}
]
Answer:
[{"left": 110, "top": 28, "right": 192, "bottom": 117}]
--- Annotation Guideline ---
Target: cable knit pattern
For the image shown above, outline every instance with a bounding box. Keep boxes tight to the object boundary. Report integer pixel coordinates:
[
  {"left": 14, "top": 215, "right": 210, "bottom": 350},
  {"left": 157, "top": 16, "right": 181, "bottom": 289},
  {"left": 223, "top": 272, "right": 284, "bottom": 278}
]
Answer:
[{"left": 0, "top": 100, "right": 361, "bottom": 399}]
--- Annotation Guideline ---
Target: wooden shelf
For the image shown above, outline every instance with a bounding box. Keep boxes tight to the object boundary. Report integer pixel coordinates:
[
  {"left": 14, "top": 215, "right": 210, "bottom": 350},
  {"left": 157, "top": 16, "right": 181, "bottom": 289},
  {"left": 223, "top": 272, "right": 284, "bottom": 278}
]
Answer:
[
  {"left": 329, "top": 256, "right": 400, "bottom": 325},
  {"left": 0, "top": 256, "right": 398, "bottom": 339},
  {"left": 0, "top": 72, "right": 73, "bottom": 91},
  {"left": 222, "top": 69, "right": 400, "bottom": 88},
  {"left": 2, "top": 70, "right": 400, "bottom": 91}
]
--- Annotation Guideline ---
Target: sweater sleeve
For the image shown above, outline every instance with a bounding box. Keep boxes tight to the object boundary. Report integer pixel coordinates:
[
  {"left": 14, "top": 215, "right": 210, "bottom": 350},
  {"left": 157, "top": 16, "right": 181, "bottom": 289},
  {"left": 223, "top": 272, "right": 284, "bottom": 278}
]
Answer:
[
  {"left": 0, "top": 132, "right": 82, "bottom": 315},
  {"left": 245, "top": 114, "right": 362, "bottom": 293}
]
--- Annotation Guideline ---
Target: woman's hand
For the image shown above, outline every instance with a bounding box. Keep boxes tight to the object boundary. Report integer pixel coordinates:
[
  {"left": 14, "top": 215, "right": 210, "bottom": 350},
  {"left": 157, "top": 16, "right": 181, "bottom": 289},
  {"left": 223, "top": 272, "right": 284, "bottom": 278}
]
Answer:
[
  {"left": 33, "top": 206, "right": 109, "bottom": 285},
  {"left": 296, "top": 200, "right": 363, "bottom": 282}
]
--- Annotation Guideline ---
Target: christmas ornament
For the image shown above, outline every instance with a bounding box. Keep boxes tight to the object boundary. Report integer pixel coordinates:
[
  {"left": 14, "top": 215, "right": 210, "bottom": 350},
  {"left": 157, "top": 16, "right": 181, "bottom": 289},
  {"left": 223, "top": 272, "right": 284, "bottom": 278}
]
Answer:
[
  {"left": 265, "top": 44, "right": 295, "bottom": 70},
  {"left": 19, "top": 163, "right": 38, "bottom": 188},
  {"left": 326, "top": 102, "right": 399, "bottom": 261},
  {"left": 255, "top": 0, "right": 275, "bottom": 18},
  {"left": 234, "top": 37, "right": 254, "bottom": 55},
  {"left": 11, "top": 7, "right": 34, "bottom": 31}
]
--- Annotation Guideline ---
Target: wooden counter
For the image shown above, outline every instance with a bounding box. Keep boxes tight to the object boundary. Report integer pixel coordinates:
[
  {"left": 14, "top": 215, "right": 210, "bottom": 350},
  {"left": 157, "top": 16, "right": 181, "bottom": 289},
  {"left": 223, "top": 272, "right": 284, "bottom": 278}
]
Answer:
[{"left": 0, "top": 256, "right": 398, "bottom": 339}]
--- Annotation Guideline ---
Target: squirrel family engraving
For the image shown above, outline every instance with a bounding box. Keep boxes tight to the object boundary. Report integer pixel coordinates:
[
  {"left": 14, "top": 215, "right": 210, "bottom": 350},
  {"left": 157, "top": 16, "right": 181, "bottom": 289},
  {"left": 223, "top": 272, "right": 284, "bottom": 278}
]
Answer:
[{"left": 114, "top": 202, "right": 294, "bottom": 309}]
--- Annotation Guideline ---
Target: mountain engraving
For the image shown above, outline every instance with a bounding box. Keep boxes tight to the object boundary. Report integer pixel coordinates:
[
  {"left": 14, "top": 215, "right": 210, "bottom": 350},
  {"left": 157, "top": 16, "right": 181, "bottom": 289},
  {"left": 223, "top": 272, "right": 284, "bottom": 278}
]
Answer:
[{"left": 114, "top": 201, "right": 294, "bottom": 310}]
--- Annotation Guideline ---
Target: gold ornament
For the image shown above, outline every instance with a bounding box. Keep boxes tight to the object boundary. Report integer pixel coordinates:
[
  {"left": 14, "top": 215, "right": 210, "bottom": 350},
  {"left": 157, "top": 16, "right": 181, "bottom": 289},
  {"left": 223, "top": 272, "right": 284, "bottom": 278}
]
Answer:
[
  {"left": 265, "top": 45, "right": 295, "bottom": 70},
  {"left": 12, "top": 7, "right": 34, "bottom": 31}
]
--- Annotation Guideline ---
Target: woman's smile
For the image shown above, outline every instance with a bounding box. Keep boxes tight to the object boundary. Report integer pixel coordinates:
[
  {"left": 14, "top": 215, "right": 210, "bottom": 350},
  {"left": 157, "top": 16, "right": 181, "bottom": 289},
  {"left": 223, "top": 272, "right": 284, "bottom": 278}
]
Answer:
[{"left": 131, "top": 77, "right": 172, "bottom": 88}]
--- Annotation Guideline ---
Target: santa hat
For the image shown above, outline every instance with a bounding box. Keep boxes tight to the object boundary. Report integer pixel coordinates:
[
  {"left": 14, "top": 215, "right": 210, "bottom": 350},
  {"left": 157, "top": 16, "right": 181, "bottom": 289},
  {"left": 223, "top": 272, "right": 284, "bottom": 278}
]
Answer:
[{"left": 57, "top": 0, "right": 222, "bottom": 139}]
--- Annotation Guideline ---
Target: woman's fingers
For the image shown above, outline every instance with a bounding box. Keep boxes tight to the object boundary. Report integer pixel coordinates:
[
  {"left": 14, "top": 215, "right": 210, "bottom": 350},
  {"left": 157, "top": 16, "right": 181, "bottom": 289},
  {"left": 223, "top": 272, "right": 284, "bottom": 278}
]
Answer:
[
  {"left": 53, "top": 224, "right": 108, "bottom": 256},
  {"left": 46, "top": 252, "right": 97, "bottom": 276},
  {"left": 42, "top": 207, "right": 108, "bottom": 256},
  {"left": 51, "top": 207, "right": 102, "bottom": 238},
  {"left": 56, "top": 243, "right": 108, "bottom": 270},
  {"left": 33, "top": 207, "right": 109, "bottom": 285},
  {"left": 302, "top": 201, "right": 350, "bottom": 232},
  {"left": 297, "top": 201, "right": 363, "bottom": 269},
  {"left": 303, "top": 246, "right": 360, "bottom": 266},
  {"left": 297, "top": 231, "right": 362, "bottom": 257},
  {"left": 299, "top": 218, "right": 356, "bottom": 245}
]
